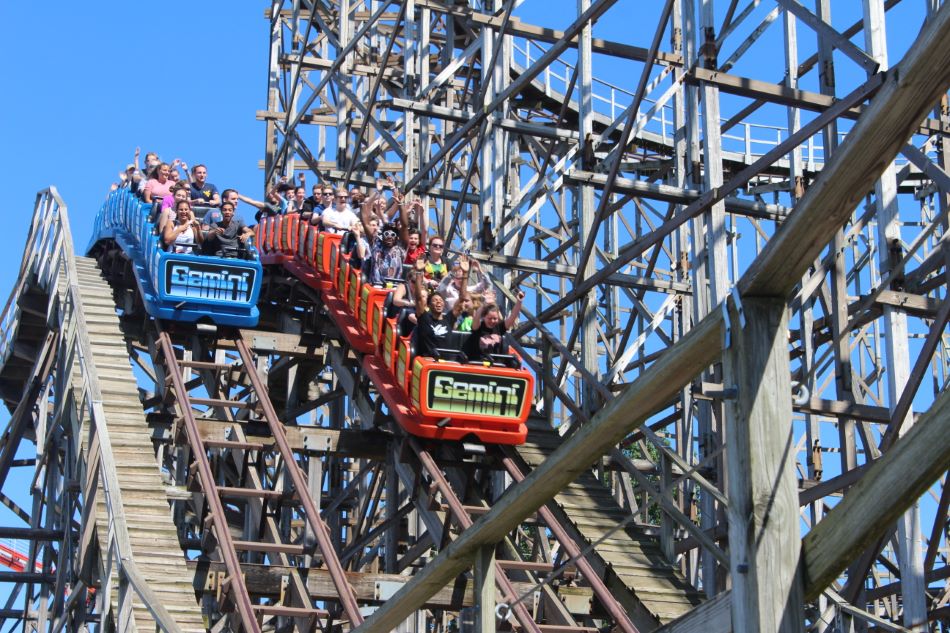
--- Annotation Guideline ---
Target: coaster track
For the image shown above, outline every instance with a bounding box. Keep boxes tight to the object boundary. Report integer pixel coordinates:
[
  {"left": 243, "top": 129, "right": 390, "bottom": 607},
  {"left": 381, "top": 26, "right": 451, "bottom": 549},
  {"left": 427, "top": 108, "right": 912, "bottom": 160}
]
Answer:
[{"left": 1, "top": 1, "right": 950, "bottom": 631}]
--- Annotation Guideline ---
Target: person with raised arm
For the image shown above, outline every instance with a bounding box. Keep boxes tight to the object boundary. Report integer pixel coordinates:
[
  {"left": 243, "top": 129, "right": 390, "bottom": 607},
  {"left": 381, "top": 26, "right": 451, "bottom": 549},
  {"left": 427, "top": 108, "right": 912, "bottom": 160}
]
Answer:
[
  {"left": 463, "top": 286, "right": 524, "bottom": 362},
  {"left": 411, "top": 255, "right": 469, "bottom": 359}
]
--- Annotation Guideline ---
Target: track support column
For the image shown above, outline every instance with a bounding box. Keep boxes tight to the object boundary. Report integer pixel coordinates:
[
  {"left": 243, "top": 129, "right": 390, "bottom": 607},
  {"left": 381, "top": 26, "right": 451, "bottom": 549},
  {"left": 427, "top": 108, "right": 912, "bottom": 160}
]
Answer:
[
  {"left": 474, "top": 544, "right": 497, "bottom": 633},
  {"left": 723, "top": 297, "right": 803, "bottom": 633}
]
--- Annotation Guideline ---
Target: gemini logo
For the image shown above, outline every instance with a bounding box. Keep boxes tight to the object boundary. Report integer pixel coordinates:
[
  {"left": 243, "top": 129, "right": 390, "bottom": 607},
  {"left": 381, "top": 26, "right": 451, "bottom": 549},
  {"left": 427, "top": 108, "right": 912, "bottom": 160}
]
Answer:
[
  {"left": 427, "top": 371, "right": 526, "bottom": 418},
  {"left": 165, "top": 262, "right": 255, "bottom": 302}
]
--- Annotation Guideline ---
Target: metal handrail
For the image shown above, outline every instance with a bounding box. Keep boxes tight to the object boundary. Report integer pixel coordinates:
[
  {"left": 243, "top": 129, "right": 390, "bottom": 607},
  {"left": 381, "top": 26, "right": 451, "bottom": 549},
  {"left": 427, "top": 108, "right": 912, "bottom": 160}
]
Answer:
[{"left": 0, "top": 188, "right": 182, "bottom": 632}]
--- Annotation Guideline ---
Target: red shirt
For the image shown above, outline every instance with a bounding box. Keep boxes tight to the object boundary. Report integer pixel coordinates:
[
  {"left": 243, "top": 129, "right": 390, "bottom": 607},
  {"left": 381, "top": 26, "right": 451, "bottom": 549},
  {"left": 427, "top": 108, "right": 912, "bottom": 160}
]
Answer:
[{"left": 404, "top": 245, "right": 426, "bottom": 265}]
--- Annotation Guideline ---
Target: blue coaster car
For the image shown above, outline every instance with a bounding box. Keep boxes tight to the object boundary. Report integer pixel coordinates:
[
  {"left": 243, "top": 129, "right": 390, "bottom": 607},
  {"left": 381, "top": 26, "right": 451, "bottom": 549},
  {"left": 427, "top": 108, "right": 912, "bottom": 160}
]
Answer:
[{"left": 88, "top": 188, "right": 262, "bottom": 327}]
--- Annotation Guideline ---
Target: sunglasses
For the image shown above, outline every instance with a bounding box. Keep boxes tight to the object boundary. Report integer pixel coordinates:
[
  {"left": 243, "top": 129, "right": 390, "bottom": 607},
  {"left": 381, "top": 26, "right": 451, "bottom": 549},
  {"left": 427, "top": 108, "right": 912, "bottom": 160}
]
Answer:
[
  {"left": 382, "top": 230, "right": 397, "bottom": 239},
  {"left": 430, "top": 243, "right": 444, "bottom": 249}
]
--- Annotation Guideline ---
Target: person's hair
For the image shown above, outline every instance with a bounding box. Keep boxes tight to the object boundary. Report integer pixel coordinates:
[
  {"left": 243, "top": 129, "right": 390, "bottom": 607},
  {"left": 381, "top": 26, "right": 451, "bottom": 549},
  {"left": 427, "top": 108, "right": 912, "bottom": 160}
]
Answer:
[
  {"left": 482, "top": 303, "right": 501, "bottom": 317},
  {"left": 427, "top": 291, "right": 445, "bottom": 307},
  {"left": 145, "top": 152, "right": 158, "bottom": 162},
  {"left": 408, "top": 228, "right": 421, "bottom": 238},
  {"left": 191, "top": 163, "right": 206, "bottom": 174},
  {"left": 153, "top": 162, "right": 170, "bottom": 180},
  {"left": 312, "top": 184, "right": 320, "bottom": 193},
  {"left": 351, "top": 191, "right": 366, "bottom": 205},
  {"left": 175, "top": 200, "right": 192, "bottom": 212},
  {"left": 295, "top": 186, "right": 306, "bottom": 195},
  {"left": 221, "top": 188, "right": 237, "bottom": 200},
  {"left": 221, "top": 201, "right": 235, "bottom": 211},
  {"left": 171, "top": 181, "right": 190, "bottom": 193},
  {"left": 277, "top": 183, "right": 294, "bottom": 193}
]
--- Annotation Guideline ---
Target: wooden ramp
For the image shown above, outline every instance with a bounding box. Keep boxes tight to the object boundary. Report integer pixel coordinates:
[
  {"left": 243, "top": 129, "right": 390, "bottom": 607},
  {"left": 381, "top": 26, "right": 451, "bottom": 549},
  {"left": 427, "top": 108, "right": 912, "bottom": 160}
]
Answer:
[
  {"left": 512, "top": 426, "right": 704, "bottom": 628},
  {"left": 74, "top": 256, "right": 206, "bottom": 632}
]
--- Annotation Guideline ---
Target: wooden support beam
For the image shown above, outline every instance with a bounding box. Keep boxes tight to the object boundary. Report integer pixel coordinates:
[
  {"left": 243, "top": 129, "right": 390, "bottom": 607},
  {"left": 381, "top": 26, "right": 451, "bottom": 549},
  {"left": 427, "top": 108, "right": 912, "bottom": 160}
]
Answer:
[
  {"left": 348, "top": 5, "right": 950, "bottom": 630},
  {"left": 564, "top": 169, "right": 789, "bottom": 220},
  {"left": 469, "top": 250, "right": 690, "bottom": 294},
  {"left": 740, "top": 6, "right": 950, "bottom": 299},
  {"left": 188, "top": 560, "right": 555, "bottom": 610},
  {"left": 658, "top": 386, "right": 950, "bottom": 631},
  {"left": 802, "top": 386, "right": 950, "bottom": 600},
  {"left": 723, "top": 298, "right": 803, "bottom": 632},
  {"left": 474, "top": 545, "right": 497, "bottom": 633}
]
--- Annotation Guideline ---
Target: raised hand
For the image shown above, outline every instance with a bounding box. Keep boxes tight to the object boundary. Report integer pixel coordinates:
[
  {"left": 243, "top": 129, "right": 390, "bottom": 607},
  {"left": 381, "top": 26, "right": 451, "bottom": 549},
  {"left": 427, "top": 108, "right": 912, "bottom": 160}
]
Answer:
[
  {"left": 459, "top": 255, "right": 470, "bottom": 274},
  {"left": 414, "top": 257, "right": 427, "bottom": 272}
]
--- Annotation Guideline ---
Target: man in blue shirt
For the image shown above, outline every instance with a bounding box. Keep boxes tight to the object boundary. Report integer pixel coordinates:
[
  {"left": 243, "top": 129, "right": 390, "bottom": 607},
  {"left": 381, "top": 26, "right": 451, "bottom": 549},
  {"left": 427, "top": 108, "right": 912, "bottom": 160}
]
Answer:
[{"left": 189, "top": 164, "right": 221, "bottom": 209}]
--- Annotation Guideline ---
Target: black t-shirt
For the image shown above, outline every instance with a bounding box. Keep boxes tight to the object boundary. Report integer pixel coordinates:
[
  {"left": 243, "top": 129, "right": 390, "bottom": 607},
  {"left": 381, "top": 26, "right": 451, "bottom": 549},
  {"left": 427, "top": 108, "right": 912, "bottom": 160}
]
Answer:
[
  {"left": 464, "top": 320, "right": 507, "bottom": 360},
  {"left": 413, "top": 311, "right": 453, "bottom": 358}
]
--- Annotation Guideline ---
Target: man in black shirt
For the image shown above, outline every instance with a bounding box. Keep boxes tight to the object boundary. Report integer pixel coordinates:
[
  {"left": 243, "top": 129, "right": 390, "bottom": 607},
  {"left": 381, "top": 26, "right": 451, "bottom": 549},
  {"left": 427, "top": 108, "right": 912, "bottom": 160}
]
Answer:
[{"left": 204, "top": 202, "right": 254, "bottom": 257}]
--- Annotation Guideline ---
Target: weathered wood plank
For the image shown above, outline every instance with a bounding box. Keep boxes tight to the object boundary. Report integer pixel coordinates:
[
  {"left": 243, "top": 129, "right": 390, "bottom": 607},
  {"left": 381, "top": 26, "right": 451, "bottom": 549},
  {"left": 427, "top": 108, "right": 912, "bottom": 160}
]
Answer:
[{"left": 723, "top": 298, "right": 803, "bottom": 631}]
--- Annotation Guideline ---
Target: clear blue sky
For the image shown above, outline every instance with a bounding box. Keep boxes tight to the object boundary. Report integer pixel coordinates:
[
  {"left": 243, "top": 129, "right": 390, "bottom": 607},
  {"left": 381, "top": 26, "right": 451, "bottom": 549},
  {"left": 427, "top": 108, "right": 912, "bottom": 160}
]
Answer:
[{"left": 0, "top": 2, "right": 268, "bottom": 288}]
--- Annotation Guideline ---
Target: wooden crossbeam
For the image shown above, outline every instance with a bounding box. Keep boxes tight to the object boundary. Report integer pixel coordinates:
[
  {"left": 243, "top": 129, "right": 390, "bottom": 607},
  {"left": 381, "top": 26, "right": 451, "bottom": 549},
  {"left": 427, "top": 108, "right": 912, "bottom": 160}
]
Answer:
[{"left": 349, "top": 5, "right": 950, "bottom": 631}]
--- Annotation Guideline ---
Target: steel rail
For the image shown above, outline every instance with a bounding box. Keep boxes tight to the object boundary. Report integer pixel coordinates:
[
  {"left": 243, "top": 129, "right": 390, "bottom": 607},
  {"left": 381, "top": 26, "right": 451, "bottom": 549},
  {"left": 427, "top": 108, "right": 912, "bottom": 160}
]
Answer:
[
  {"left": 234, "top": 335, "right": 364, "bottom": 625},
  {"left": 499, "top": 452, "right": 640, "bottom": 633},
  {"left": 407, "top": 437, "right": 544, "bottom": 633},
  {"left": 157, "top": 331, "right": 260, "bottom": 632}
]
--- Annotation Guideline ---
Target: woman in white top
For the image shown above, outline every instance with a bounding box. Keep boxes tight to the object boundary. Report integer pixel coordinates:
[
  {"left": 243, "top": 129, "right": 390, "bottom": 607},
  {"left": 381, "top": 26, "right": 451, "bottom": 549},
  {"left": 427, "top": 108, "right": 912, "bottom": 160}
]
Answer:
[{"left": 163, "top": 200, "right": 203, "bottom": 253}]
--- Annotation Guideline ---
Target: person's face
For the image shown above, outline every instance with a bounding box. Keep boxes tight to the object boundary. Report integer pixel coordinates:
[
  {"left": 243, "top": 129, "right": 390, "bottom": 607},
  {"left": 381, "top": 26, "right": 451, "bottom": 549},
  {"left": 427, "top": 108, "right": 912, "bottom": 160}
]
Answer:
[
  {"left": 158, "top": 165, "right": 170, "bottom": 180},
  {"left": 322, "top": 188, "right": 333, "bottom": 202},
  {"left": 429, "top": 240, "right": 444, "bottom": 258},
  {"left": 452, "top": 270, "right": 464, "bottom": 288},
  {"left": 461, "top": 297, "right": 474, "bottom": 312},
  {"left": 367, "top": 220, "right": 379, "bottom": 236},
  {"left": 176, "top": 203, "right": 191, "bottom": 220},
  {"left": 335, "top": 192, "right": 348, "bottom": 208},
  {"left": 193, "top": 166, "right": 207, "bottom": 184},
  {"left": 146, "top": 153, "right": 159, "bottom": 167},
  {"left": 382, "top": 228, "right": 396, "bottom": 247},
  {"left": 484, "top": 309, "right": 501, "bottom": 328},
  {"left": 174, "top": 188, "right": 188, "bottom": 203},
  {"left": 224, "top": 191, "right": 239, "bottom": 208},
  {"left": 408, "top": 233, "right": 419, "bottom": 249},
  {"left": 429, "top": 294, "right": 445, "bottom": 315},
  {"left": 168, "top": 170, "right": 179, "bottom": 182},
  {"left": 295, "top": 188, "right": 305, "bottom": 202},
  {"left": 221, "top": 204, "right": 235, "bottom": 221}
]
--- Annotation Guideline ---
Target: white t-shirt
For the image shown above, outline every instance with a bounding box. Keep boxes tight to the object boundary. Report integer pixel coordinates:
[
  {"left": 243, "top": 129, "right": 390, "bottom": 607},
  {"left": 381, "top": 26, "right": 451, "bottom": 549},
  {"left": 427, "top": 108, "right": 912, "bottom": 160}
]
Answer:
[{"left": 321, "top": 205, "right": 359, "bottom": 233}]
